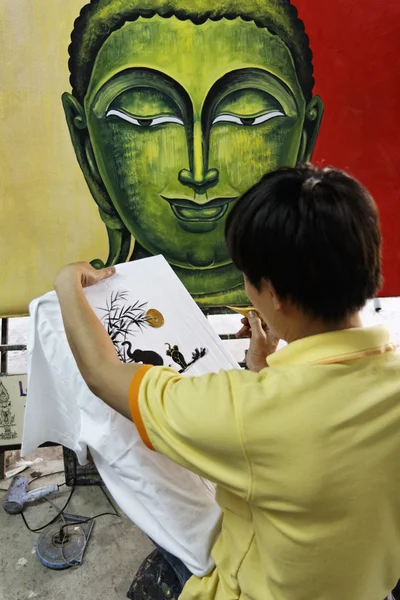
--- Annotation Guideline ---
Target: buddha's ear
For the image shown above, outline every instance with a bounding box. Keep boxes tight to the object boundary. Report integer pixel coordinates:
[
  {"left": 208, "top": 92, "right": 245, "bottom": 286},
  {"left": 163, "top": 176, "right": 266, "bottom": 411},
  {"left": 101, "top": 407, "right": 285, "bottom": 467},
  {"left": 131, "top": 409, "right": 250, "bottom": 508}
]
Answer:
[
  {"left": 61, "top": 92, "right": 113, "bottom": 214},
  {"left": 297, "top": 95, "right": 324, "bottom": 162},
  {"left": 62, "top": 92, "right": 131, "bottom": 267}
]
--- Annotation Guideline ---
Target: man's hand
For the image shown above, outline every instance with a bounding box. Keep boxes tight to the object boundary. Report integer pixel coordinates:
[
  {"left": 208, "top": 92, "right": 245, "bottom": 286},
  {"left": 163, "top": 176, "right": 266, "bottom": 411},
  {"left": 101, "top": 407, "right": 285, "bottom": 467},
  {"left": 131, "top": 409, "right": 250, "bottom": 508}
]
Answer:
[
  {"left": 54, "top": 262, "right": 116, "bottom": 291},
  {"left": 236, "top": 311, "right": 280, "bottom": 372},
  {"left": 53, "top": 261, "right": 139, "bottom": 422}
]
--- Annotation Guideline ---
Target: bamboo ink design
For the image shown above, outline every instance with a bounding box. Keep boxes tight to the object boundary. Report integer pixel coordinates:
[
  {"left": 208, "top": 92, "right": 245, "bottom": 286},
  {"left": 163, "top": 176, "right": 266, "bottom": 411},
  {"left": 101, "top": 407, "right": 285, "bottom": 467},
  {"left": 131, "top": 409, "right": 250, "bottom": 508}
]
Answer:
[
  {"left": 101, "top": 291, "right": 164, "bottom": 365},
  {"left": 100, "top": 291, "right": 207, "bottom": 370}
]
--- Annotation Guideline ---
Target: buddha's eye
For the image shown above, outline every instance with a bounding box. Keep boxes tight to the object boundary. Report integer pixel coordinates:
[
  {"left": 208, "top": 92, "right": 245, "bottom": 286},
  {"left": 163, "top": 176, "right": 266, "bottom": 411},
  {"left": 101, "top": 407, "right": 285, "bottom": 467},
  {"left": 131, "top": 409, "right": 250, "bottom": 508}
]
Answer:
[
  {"left": 212, "top": 110, "right": 285, "bottom": 126},
  {"left": 106, "top": 109, "right": 184, "bottom": 127}
]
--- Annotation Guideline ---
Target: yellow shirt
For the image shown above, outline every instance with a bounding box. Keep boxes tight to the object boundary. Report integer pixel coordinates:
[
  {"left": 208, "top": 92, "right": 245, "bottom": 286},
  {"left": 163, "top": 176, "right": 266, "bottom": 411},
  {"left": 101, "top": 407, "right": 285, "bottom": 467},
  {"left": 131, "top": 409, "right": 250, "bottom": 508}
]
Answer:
[{"left": 129, "top": 326, "right": 400, "bottom": 600}]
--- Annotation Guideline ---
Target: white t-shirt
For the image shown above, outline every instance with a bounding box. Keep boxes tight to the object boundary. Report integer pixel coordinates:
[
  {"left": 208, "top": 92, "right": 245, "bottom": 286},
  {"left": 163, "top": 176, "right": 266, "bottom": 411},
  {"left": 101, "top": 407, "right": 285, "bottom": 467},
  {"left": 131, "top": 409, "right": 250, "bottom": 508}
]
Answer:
[{"left": 22, "top": 256, "right": 239, "bottom": 575}]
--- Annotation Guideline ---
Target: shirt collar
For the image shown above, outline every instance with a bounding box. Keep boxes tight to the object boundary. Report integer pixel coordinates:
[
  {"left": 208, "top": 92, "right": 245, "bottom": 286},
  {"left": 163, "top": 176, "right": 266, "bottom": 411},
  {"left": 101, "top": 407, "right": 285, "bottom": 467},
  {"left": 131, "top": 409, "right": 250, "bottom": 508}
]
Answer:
[{"left": 267, "top": 325, "right": 396, "bottom": 367}]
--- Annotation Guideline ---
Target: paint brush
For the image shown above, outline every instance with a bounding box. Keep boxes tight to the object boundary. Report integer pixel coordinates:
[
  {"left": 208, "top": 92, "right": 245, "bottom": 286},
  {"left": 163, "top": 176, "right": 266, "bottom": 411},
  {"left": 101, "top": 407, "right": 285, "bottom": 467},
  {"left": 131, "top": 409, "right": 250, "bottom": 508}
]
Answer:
[{"left": 227, "top": 306, "right": 265, "bottom": 324}]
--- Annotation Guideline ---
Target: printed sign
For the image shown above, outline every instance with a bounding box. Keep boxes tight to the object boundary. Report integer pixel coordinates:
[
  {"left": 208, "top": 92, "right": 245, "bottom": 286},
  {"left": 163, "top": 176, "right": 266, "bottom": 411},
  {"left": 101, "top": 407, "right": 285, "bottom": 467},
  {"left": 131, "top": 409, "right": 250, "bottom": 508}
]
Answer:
[{"left": 0, "top": 375, "right": 27, "bottom": 446}]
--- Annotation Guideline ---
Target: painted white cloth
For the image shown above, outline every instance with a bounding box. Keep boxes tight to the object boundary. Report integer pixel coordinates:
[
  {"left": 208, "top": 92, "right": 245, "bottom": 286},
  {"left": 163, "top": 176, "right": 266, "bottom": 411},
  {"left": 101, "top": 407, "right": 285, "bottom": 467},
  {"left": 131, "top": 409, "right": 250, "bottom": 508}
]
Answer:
[{"left": 22, "top": 256, "right": 240, "bottom": 576}]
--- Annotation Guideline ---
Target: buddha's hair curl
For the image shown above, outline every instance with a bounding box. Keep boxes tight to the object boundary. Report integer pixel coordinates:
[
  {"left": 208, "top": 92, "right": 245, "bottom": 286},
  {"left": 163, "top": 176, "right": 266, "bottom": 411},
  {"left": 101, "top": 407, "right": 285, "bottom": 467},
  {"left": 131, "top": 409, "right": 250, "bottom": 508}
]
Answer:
[{"left": 68, "top": 0, "right": 315, "bottom": 103}]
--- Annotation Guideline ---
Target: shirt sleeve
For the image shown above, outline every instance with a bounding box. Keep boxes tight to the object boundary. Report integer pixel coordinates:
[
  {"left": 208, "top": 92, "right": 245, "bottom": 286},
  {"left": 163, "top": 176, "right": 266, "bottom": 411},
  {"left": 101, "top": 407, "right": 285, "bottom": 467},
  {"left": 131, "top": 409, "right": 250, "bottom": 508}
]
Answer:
[{"left": 129, "top": 365, "right": 249, "bottom": 491}]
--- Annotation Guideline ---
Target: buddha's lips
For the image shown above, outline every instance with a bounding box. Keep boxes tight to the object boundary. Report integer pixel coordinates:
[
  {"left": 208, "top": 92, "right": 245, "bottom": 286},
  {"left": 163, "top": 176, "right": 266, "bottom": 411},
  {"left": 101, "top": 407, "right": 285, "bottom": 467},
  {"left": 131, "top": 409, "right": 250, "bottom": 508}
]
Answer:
[{"left": 161, "top": 196, "right": 237, "bottom": 222}]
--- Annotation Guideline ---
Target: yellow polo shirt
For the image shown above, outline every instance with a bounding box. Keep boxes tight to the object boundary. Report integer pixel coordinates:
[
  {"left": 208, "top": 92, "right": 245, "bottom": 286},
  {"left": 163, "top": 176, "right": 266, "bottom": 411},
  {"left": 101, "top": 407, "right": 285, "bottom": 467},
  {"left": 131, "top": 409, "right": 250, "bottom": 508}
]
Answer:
[{"left": 129, "top": 326, "right": 400, "bottom": 600}]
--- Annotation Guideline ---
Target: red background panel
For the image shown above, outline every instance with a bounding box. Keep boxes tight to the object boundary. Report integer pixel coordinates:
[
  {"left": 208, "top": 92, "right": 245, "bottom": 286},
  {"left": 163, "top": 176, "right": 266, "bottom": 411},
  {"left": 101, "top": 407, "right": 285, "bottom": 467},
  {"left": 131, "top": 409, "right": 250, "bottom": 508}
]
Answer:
[{"left": 294, "top": 0, "right": 400, "bottom": 296}]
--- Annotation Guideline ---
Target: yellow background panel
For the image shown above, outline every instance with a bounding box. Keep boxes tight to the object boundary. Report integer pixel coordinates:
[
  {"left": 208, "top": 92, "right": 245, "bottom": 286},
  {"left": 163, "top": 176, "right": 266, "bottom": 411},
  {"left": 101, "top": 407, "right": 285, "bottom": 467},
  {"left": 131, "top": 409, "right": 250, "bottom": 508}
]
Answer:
[{"left": 0, "top": 0, "right": 108, "bottom": 316}]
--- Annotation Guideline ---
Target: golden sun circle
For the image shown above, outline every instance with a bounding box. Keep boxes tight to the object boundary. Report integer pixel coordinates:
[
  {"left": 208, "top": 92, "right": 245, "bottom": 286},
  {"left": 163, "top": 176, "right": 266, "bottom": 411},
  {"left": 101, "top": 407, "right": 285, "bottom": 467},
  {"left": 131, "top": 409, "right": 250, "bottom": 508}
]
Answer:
[{"left": 145, "top": 308, "right": 165, "bottom": 328}]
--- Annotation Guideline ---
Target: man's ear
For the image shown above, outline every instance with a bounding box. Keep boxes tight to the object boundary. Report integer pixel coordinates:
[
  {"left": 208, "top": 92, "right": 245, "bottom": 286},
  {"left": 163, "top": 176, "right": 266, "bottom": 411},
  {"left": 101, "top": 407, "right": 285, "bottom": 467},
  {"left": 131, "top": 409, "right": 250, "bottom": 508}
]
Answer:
[
  {"left": 297, "top": 95, "right": 324, "bottom": 162},
  {"left": 266, "top": 281, "right": 282, "bottom": 312},
  {"left": 61, "top": 92, "right": 113, "bottom": 215}
]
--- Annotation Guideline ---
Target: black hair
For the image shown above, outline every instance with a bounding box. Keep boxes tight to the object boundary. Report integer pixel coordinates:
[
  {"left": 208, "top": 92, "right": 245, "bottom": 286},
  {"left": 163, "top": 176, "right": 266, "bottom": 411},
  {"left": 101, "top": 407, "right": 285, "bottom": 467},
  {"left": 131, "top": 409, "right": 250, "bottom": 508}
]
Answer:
[
  {"left": 68, "top": 0, "right": 314, "bottom": 103},
  {"left": 226, "top": 165, "right": 382, "bottom": 322}
]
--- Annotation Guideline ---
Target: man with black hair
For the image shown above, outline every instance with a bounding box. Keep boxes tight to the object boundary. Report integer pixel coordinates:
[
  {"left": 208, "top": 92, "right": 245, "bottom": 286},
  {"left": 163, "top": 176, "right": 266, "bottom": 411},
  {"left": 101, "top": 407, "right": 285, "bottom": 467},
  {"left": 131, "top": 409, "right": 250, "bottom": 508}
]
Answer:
[
  {"left": 227, "top": 164, "right": 382, "bottom": 327},
  {"left": 63, "top": 0, "right": 323, "bottom": 306},
  {"left": 54, "top": 164, "right": 400, "bottom": 600}
]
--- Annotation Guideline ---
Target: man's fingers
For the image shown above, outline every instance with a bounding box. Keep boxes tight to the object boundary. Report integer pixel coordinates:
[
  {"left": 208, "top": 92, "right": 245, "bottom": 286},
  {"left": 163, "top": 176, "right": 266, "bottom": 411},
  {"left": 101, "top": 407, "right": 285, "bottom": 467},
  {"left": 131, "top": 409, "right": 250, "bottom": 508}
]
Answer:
[
  {"left": 236, "top": 325, "right": 251, "bottom": 339},
  {"left": 97, "top": 266, "right": 116, "bottom": 280},
  {"left": 247, "top": 311, "right": 265, "bottom": 339},
  {"left": 82, "top": 265, "right": 116, "bottom": 287},
  {"left": 105, "top": 266, "right": 116, "bottom": 277}
]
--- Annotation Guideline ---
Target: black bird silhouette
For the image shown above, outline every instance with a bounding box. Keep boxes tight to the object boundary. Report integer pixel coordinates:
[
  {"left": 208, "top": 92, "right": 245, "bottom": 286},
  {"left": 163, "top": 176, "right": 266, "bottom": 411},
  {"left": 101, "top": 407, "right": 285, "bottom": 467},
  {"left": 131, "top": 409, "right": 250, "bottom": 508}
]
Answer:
[
  {"left": 165, "top": 344, "right": 207, "bottom": 373},
  {"left": 165, "top": 343, "right": 187, "bottom": 371},
  {"left": 122, "top": 342, "right": 164, "bottom": 366}
]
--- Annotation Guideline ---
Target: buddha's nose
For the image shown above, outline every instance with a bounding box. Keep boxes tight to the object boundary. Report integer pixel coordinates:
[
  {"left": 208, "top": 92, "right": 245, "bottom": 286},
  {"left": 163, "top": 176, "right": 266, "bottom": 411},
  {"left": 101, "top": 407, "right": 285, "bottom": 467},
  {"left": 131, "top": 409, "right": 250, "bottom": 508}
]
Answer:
[
  {"left": 178, "top": 168, "right": 219, "bottom": 192},
  {"left": 178, "top": 121, "right": 219, "bottom": 194}
]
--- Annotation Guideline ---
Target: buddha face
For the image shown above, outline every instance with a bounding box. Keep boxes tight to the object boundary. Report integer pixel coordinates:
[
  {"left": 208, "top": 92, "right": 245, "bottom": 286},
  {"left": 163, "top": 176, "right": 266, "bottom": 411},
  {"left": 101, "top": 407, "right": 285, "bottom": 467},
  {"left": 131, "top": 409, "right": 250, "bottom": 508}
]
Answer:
[{"left": 64, "top": 15, "right": 322, "bottom": 304}]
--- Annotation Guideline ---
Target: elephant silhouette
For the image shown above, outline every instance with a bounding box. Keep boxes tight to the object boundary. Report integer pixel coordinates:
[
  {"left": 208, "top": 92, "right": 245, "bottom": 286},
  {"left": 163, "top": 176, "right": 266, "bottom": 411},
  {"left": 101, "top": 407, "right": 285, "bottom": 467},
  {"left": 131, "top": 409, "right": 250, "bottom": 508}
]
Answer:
[{"left": 121, "top": 342, "right": 164, "bottom": 366}]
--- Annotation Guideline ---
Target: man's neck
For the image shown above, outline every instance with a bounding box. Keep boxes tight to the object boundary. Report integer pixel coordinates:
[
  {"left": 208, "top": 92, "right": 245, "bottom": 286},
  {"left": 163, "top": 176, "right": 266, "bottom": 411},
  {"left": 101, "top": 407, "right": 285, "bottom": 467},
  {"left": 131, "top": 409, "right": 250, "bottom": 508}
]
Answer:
[{"left": 285, "top": 312, "right": 363, "bottom": 344}]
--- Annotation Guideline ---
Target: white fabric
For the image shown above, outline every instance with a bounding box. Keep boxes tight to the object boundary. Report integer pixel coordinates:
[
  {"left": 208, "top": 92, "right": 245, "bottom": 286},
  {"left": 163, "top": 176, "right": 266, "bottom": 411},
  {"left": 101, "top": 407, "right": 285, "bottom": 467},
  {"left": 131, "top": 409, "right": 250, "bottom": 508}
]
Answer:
[{"left": 22, "top": 255, "right": 240, "bottom": 576}]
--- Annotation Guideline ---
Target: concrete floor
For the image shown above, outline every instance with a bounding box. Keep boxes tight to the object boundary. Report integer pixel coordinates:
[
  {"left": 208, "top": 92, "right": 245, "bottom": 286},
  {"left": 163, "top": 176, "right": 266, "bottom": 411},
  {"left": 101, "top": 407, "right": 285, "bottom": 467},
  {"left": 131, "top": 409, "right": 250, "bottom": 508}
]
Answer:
[{"left": 0, "top": 449, "right": 153, "bottom": 600}]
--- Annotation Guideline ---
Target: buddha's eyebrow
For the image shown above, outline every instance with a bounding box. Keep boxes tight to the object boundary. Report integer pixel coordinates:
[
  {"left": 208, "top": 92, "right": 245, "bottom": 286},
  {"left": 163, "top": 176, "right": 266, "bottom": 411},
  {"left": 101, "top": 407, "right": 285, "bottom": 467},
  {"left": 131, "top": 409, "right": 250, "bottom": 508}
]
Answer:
[
  {"left": 202, "top": 68, "right": 299, "bottom": 121},
  {"left": 90, "top": 67, "right": 193, "bottom": 120}
]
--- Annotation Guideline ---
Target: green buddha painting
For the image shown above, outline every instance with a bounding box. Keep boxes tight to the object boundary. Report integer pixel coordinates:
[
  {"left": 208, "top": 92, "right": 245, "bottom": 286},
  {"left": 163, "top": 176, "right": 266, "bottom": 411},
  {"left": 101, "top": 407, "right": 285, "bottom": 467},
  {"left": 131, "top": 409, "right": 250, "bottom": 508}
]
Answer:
[{"left": 63, "top": 0, "right": 323, "bottom": 306}]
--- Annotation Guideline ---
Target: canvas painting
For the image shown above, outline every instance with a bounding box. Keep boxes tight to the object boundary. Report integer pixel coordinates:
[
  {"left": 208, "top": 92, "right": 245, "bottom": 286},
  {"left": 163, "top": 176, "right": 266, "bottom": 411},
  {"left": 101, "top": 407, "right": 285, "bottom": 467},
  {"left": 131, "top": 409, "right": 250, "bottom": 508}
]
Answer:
[{"left": 1, "top": 0, "right": 399, "bottom": 315}]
